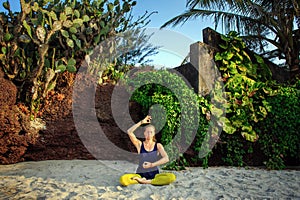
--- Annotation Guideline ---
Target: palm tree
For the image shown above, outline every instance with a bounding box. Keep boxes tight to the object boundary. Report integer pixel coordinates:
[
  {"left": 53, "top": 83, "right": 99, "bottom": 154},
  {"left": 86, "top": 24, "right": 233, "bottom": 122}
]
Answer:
[{"left": 161, "top": 0, "right": 300, "bottom": 81}]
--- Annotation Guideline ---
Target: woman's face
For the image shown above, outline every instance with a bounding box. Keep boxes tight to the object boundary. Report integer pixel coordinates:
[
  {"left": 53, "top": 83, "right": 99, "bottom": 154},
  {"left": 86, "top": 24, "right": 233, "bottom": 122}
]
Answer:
[{"left": 144, "top": 126, "right": 155, "bottom": 141}]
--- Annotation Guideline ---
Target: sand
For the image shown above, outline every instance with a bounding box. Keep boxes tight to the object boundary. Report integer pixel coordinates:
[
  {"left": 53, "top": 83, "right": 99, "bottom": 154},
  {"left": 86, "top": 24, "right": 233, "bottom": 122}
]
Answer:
[{"left": 0, "top": 160, "right": 299, "bottom": 200}]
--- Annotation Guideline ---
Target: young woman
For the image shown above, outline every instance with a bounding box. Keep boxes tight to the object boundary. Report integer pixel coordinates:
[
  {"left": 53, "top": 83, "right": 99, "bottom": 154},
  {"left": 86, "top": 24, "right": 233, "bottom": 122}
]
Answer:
[{"left": 120, "top": 115, "right": 175, "bottom": 185}]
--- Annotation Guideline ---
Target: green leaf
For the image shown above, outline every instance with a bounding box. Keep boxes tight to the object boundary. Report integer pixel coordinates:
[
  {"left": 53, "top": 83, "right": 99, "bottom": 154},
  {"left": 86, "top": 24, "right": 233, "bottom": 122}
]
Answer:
[
  {"left": 210, "top": 106, "right": 224, "bottom": 117},
  {"left": 60, "top": 13, "right": 67, "bottom": 21},
  {"left": 48, "top": 11, "right": 58, "bottom": 20},
  {"left": 259, "top": 106, "right": 267, "bottom": 116},
  {"left": 67, "top": 58, "right": 76, "bottom": 67},
  {"left": 3, "top": 33, "right": 12, "bottom": 41},
  {"left": 241, "top": 50, "right": 251, "bottom": 61},
  {"left": 52, "top": 21, "right": 62, "bottom": 31},
  {"left": 72, "top": 34, "right": 81, "bottom": 48},
  {"left": 241, "top": 130, "right": 258, "bottom": 142},
  {"left": 223, "top": 121, "right": 236, "bottom": 134},
  {"left": 221, "top": 34, "right": 229, "bottom": 42},
  {"left": 61, "top": 30, "right": 69, "bottom": 38},
  {"left": 254, "top": 54, "right": 264, "bottom": 64},
  {"left": 219, "top": 43, "right": 227, "bottom": 50},
  {"left": 237, "top": 65, "right": 247, "bottom": 72},
  {"left": 1, "top": 47, "right": 7, "bottom": 54},
  {"left": 225, "top": 52, "right": 234, "bottom": 60},
  {"left": 65, "top": 7, "right": 72, "bottom": 15},
  {"left": 242, "top": 125, "right": 252, "bottom": 132},
  {"left": 23, "top": 20, "right": 32, "bottom": 38},
  {"left": 236, "top": 52, "right": 243, "bottom": 61},
  {"left": 73, "top": 19, "right": 83, "bottom": 27},
  {"left": 93, "top": 35, "right": 100, "bottom": 44},
  {"left": 82, "top": 15, "right": 90, "bottom": 22},
  {"left": 229, "top": 67, "right": 238, "bottom": 74},
  {"left": 55, "top": 64, "right": 66, "bottom": 73},
  {"left": 74, "top": 10, "right": 80, "bottom": 18},
  {"left": 47, "top": 80, "right": 56, "bottom": 92},
  {"left": 232, "top": 45, "right": 240, "bottom": 52},
  {"left": 100, "top": 21, "right": 105, "bottom": 28},
  {"left": 63, "top": 20, "right": 73, "bottom": 28},
  {"left": 67, "top": 65, "right": 77, "bottom": 73},
  {"left": 232, "top": 119, "right": 243, "bottom": 127},
  {"left": 31, "top": 18, "right": 39, "bottom": 26},
  {"left": 66, "top": 38, "right": 74, "bottom": 48},
  {"left": 69, "top": 27, "right": 77, "bottom": 33},
  {"left": 215, "top": 53, "right": 222, "bottom": 61}
]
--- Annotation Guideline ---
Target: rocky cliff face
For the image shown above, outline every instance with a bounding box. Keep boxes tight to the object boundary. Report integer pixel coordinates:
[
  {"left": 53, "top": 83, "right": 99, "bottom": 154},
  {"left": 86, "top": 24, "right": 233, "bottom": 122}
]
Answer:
[
  {"left": 23, "top": 72, "right": 143, "bottom": 163},
  {"left": 0, "top": 68, "right": 40, "bottom": 164}
]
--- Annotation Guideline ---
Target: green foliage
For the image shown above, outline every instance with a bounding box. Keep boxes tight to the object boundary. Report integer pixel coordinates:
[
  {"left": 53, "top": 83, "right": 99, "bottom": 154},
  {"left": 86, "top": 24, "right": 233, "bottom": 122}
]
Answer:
[
  {"left": 163, "top": 154, "right": 188, "bottom": 171},
  {"left": 212, "top": 31, "right": 299, "bottom": 169},
  {"left": 98, "top": 64, "right": 132, "bottom": 84},
  {"left": 220, "top": 134, "right": 246, "bottom": 167},
  {"left": 257, "top": 81, "right": 300, "bottom": 169},
  {"left": 215, "top": 31, "right": 273, "bottom": 142},
  {"left": 172, "top": 79, "right": 299, "bottom": 170}
]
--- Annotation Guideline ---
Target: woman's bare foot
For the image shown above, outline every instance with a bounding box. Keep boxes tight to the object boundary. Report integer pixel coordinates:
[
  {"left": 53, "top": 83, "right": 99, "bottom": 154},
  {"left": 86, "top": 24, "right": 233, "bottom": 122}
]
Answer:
[{"left": 132, "top": 177, "right": 152, "bottom": 184}]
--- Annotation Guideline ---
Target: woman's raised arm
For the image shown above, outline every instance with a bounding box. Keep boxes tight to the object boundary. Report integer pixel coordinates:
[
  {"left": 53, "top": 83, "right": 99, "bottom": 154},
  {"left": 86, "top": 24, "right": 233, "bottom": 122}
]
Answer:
[{"left": 127, "top": 116, "right": 151, "bottom": 153}]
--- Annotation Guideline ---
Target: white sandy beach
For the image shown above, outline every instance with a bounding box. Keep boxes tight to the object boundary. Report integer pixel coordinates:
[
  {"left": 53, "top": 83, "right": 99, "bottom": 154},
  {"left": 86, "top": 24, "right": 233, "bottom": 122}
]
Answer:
[{"left": 0, "top": 160, "right": 299, "bottom": 200}]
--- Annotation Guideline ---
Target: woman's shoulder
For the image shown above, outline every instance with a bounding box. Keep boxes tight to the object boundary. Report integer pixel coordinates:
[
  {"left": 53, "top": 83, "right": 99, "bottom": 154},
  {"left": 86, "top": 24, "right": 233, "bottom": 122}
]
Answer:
[{"left": 156, "top": 143, "right": 164, "bottom": 149}]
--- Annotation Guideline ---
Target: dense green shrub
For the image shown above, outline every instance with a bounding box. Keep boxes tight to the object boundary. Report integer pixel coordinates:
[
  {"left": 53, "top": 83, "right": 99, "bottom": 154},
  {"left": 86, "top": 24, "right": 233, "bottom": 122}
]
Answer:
[{"left": 256, "top": 82, "right": 300, "bottom": 169}]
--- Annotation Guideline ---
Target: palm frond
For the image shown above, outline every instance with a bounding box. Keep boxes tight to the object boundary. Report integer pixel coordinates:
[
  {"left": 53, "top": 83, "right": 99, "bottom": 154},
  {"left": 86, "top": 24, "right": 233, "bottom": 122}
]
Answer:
[
  {"left": 161, "top": 9, "right": 276, "bottom": 36},
  {"left": 186, "top": 0, "right": 222, "bottom": 9},
  {"left": 160, "top": 9, "right": 214, "bottom": 29},
  {"left": 186, "top": 0, "right": 250, "bottom": 11}
]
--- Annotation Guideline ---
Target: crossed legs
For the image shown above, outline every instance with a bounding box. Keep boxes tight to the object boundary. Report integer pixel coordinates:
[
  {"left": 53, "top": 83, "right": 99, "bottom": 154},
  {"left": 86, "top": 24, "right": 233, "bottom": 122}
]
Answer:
[{"left": 120, "top": 173, "right": 176, "bottom": 186}]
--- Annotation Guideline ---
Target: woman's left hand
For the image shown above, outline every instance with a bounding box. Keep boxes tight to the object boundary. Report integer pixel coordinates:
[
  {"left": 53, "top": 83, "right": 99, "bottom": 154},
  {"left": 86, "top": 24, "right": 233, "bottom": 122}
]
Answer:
[{"left": 142, "top": 162, "right": 153, "bottom": 169}]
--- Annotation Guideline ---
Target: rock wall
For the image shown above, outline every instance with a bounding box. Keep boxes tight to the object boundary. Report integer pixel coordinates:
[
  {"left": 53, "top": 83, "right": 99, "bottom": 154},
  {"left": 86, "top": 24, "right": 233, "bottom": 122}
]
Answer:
[
  {"left": 0, "top": 68, "right": 39, "bottom": 164},
  {"left": 24, "top": 72, "right": 143, "bottom": 163}
]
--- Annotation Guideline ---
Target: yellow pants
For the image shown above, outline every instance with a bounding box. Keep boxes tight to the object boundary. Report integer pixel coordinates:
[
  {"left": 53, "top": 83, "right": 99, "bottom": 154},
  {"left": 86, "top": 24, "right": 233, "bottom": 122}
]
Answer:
[{"left": 119, "top": 173, "right": 176, "bottom": 186}]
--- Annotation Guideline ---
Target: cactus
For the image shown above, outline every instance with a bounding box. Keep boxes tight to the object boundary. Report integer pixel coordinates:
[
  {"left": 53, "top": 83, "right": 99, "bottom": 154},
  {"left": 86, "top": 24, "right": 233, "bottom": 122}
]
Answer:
[{"left": 0, "top": 0, "right": 139, "bottom": 117}]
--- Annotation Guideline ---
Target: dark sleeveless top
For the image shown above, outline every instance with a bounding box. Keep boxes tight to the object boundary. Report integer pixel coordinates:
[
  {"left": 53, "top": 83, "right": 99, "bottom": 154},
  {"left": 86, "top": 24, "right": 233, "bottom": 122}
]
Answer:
[{"left": 136, "top": 142, "right": 159, "bottom": 179}]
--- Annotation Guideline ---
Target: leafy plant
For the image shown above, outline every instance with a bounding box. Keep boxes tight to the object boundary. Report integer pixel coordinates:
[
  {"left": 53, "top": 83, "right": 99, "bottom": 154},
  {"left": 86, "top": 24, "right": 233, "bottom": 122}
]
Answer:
[
  {"left": 99, "top": 64, "right": 132, "bottom": 84},
  {"left": 214, "top": 31, "right": 273, "bottom": 142},
  {"left": 0, "top": 0, "right": 144, "bottom": 117},
  {"left": 257, "top": 81, "right": 300, "bottom": 169}
]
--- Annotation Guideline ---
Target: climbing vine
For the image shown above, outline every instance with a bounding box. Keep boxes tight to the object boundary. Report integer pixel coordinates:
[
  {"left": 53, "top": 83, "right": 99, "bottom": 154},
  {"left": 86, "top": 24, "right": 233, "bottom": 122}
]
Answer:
[{"left": 215, "top": 31, "right": 273, "bottom": 142}]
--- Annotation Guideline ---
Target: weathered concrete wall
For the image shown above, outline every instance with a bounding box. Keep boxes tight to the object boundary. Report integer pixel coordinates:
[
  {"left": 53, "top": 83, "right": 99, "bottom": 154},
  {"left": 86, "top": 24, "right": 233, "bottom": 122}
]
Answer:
[
  {"left": 175, "top": 40, "right": 220, "bottom": 96},
  {"left": 190, "top": 42, "right": 220, "bottom": 96}
]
